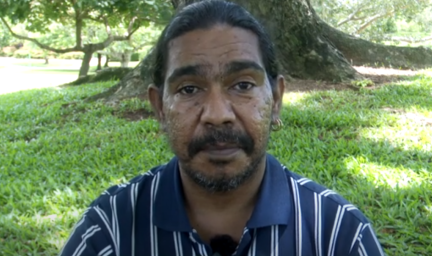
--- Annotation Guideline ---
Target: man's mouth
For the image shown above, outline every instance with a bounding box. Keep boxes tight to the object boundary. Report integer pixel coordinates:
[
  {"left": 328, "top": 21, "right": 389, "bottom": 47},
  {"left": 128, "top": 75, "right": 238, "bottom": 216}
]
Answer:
[{"left": 202, "top": 143, "right": 241, "bottom": 156}]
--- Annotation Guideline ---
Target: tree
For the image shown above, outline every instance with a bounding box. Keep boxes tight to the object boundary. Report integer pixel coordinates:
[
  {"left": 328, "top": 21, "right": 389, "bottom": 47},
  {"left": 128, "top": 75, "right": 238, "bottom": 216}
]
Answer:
[
  {"left": 386, "top": 5, "right": 432, "bottom": 44},
  {"left": 86, "top": 0, "right": 432, "bottom": 103},
  {"left": 0, "top": 21, "right": 12, "bottom": 50},
  {"left": 0, "top": 20, "right": 22, "bottom": 54},
  {"left": 311, "top": 0, "right": 431, "bottom": 40},
  {"left": 0, "top": 0, "right": 172, "bottom": 77},
  {"left": 98, "top": 24, "right": 161, "bottom": 68}
]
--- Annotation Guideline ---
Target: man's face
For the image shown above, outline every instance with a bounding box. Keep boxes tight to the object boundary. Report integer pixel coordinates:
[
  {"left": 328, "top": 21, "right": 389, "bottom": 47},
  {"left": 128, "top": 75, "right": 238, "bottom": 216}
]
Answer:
[{"left": 149, "top": 25, "right": 284, "bottom": 192}]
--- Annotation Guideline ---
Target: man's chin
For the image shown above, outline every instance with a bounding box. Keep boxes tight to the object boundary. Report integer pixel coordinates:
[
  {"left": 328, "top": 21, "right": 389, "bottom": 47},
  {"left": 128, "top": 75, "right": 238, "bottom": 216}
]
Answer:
[{"left": 180, "top": 153, "right": 264, "bottom": 193}]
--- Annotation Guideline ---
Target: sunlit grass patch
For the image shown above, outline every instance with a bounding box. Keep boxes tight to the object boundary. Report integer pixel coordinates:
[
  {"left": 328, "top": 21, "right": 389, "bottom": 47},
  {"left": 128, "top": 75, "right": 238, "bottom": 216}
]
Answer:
[
  {"left": 345, "top": 158, "right": 430, "bottom": 189},
  {"left": 1, "top": 73, "right": 431, "bottom": 255}
]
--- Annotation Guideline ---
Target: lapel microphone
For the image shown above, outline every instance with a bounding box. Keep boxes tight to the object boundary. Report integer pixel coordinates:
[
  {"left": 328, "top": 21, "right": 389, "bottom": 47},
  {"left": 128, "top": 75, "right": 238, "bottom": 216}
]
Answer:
[{"left": 210, "top": 234, "right": 238, "bottom": 256}]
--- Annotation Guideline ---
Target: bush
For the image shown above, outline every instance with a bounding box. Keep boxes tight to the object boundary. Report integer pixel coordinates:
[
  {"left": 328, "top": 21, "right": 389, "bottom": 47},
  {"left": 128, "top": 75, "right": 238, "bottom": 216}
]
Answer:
[
  {"left": 12, "top": 48, "right": 32, "bottom": 59},
  {"left": 57, "top": 52, "right": 84, "bottom": 60},
  {"left": 130, "top": 52, "right": 140, "bottom": 62},
  {"left": 12, "top": 47, "right": 54, "bottom": 59},
  {"left": 1, "top": 46, "right": 18, "bottom": 57},
  {"left": 0, "top": 50, "right": 14, "bottom": 57}
]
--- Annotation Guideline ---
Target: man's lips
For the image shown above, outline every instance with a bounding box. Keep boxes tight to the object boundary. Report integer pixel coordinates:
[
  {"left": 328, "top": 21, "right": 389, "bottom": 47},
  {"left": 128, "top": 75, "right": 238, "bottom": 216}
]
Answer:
[
  {"left": 203, "top": 143, "right": 239, "bottom": 151},
  {"left": 201, "top": 143, "right": 241, "bottom": 156}
]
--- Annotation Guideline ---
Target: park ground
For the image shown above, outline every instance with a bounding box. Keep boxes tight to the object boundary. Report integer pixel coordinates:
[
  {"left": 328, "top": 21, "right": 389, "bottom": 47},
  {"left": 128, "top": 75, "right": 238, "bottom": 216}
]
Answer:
[
  {"left": 0, "top": 57, "right": 140, "bottom": 95},
  {"left": 0, "top": 58, "right": 431, "bottom": 255}
]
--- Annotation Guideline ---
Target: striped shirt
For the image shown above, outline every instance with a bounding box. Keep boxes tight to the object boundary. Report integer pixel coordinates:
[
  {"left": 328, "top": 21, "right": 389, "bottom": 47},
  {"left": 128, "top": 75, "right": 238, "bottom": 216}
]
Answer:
[{"left": 59, "top": 154, "right": 385, "bottom": 256}]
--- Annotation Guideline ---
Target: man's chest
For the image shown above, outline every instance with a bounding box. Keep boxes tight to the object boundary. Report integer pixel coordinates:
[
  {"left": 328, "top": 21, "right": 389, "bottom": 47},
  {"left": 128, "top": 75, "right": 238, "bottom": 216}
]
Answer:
[{"left": 130, "top": 225, "right": 301, "bottom": 256}]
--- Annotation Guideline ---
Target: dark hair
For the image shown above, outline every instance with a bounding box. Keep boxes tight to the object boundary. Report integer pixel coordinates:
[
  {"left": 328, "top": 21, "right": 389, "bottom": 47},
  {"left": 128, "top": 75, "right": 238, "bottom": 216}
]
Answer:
[{"left": 146, "top": 0, "right": 279, "bottom": 92}]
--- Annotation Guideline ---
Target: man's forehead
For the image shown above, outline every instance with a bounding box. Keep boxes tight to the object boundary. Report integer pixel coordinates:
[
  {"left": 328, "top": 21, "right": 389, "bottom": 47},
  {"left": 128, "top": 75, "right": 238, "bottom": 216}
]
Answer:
[{"left": 165, "top": 25, "right": 263, "bottom": 75}]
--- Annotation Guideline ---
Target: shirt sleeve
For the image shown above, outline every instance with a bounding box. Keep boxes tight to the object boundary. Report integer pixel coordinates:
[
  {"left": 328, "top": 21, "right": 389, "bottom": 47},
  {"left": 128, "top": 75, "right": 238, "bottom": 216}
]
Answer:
[
  {"left": 59, "top": 207, "right": 116, "bottom": 256},
  {"left": 349, "top": 224, "right": 386, "bottom": 256}
]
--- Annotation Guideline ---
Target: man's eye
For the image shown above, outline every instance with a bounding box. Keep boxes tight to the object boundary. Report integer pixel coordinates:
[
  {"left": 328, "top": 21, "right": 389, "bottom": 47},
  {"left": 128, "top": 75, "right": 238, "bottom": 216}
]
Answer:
[
  {"left": 234, "top": 82, "right": 255, "bottom": 91},
  {"left": 179, "top": 86, "right": 199, "bottom": 95}
]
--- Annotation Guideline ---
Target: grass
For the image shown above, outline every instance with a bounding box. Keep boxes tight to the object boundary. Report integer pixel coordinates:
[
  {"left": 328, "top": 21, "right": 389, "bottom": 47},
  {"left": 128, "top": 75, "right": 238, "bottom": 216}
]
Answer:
[{"left": 0, "top": 72, "right": 431, "bottom": 255}]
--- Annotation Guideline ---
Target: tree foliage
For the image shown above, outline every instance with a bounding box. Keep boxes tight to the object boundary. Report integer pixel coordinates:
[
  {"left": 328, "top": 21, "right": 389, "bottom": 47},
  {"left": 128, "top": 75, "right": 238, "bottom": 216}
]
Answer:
[
  {"left": 1, "top": 0, "right": 172, "bottom": 32},
  {"left": 0, "top": 21, "right": 13, "bottom": 48},
  {"left": 96, "top": 23, "right": 162, "bottom": 67},
  {"left": 311, "top": 0, "right": 432, "bottom": 42},
  {"left": 0, "top": 0, "right": 173, "bottom": 76}
]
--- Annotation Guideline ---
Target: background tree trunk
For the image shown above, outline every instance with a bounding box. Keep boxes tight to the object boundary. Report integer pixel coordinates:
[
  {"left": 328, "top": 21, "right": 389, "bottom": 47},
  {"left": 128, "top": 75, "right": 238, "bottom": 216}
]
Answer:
[
  {"left": 88, "top": 0, "right": 432, "bottom": 103},
  {"left": 97, "top": 53, "right": 103, "bottom": 71},
  {"left": 79, "top": 49, "right": 94, "bottom": 78},
  {"left": 120, "top": 52, "right": 132, "bottom": 68},
  {"left": 104, "top": 56, "right": 110, "bottom": 68}
]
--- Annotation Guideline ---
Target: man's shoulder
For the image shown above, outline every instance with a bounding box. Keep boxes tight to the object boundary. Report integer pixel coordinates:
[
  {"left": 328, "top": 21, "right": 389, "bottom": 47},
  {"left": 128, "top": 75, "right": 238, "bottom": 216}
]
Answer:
[
  {"left": 89, "top": 163, "right": 167, "bottom": 207},
  {"left": 281, "top": 165, "right": 371, "bottom": 223}
]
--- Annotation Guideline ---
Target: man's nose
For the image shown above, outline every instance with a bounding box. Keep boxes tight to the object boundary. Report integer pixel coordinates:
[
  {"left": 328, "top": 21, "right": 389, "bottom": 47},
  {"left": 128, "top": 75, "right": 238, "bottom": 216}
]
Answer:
[{"left": 200, "top": 88, "right": 235, "bottom": 127}]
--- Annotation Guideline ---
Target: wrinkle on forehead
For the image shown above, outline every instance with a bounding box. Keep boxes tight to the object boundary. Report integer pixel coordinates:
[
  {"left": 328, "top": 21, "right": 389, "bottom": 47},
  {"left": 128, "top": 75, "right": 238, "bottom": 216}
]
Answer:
[
  {"left": 166, "top": 60, "right": 265, "bottom": 85},
  {"left": 165, "top": 25, "right": 265, "bottom": 85},
  {"left": 170, "top": 42, "right": 259, "bottom": 62},
  {"left": 167, "top": 25, "right": 262, "bottom": 59}
]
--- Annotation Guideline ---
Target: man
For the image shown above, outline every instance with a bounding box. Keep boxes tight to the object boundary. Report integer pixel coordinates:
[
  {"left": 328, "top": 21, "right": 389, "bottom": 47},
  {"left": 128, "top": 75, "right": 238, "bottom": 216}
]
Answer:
[{"left": 59, "top": 1, "right": 385, "bottom": 255}]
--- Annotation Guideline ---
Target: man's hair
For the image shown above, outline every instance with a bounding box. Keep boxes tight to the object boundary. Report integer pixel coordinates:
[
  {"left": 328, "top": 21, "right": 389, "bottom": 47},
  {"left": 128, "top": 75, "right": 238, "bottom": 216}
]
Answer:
[{"left": 146, "top": 0, "right": 279, "bottom": 92}]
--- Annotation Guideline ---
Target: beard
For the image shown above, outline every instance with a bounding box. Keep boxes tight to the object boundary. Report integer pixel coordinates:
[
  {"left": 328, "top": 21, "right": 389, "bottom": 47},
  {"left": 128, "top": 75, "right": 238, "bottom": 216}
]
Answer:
[
  {"left": 182, "top": 151, "right": 264, "bottom": 193},
  {"left": 177, "top": 127, "right": 269, "bottom": 193}
]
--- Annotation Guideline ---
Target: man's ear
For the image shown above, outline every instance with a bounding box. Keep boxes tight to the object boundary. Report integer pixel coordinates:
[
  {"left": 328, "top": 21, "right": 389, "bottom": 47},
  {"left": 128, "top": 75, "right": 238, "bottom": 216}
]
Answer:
[
  {"left": 272, "top": 75, "right": 285, "bottom": 119},
  {"left": 148, "top": 84, "right": 165, "bottom": 123}
]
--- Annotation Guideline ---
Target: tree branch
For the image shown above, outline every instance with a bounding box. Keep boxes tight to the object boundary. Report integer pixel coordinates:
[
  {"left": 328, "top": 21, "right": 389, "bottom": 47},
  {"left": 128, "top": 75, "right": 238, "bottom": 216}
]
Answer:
[
  {"left": 337, "top": 5, "right": 365, "bottom": 26},
  {"left": 0, "top": 17, "right": 81, "bottom": 53},
  {"left": 103, "top": 17, "right": 112, "bottom": 36},
  {"left": 92, "top": 34, "right": 133, "bottom": 53},
  {"left": 84, "top": 13, "right": 105, "bottom": 23},
  {"left": 74, "top": 6, "right": 83, "bottom": 48},
  {"left": 127, "top": 16, "right": 138, "bottom": 34},
  {"left": 127, "top": 26, "right": 140, "bottom": 39},
  {"left": 132, "top": 41, "right": 152, "bottom": 52},
  {"left": 355, "top": 10, "right": 395, "bottom": 34}
]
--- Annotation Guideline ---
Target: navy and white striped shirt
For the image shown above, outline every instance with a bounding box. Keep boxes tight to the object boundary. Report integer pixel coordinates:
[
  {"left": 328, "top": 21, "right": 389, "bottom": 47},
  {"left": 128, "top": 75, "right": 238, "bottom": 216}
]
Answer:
[{"left": 59, "top": 154, "right": 385, "bottom": 256}]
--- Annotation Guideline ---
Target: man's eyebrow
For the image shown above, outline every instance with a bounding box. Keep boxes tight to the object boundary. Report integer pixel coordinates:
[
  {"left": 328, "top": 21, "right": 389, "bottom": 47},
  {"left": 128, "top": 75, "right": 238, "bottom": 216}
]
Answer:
[
  {"left": 223, "top": 60, "right": 265, "bottom": 76},
  {"left": 167, "top": 65, "right": 207, "bottom": 84},
  {"left": 166, "top": 61, "right": 265, "bottom": 84}
]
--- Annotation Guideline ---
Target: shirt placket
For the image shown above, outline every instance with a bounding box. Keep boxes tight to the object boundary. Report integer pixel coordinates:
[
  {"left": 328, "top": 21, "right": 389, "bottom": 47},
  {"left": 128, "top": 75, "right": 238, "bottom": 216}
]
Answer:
[{"left": 188, "top": 228, "right": 254, "bottom": 256}]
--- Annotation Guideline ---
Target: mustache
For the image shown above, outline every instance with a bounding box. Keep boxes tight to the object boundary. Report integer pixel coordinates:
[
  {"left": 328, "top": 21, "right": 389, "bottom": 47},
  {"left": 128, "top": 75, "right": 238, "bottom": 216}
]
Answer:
[{"left": 188, "top": 128, "right": 254, "bottom": 158}]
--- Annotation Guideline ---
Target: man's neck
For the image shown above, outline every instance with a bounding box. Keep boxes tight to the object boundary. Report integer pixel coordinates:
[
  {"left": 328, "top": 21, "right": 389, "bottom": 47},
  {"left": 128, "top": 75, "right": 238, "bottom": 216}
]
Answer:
[{"left": 179, "top": 158, "right": 267, "bottom": 243}]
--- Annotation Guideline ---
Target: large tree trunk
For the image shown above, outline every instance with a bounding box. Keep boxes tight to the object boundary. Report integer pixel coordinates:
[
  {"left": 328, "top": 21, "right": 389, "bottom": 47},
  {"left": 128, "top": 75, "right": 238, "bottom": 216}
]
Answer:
[
  {"left": 233, "top": 0, "right": 362, "bottom": 81},
  {"left": 88, "top": 0, "right": 432, "bottom": 103},
  {"left": 85, "top": 49, "right": 154, "bottom": 102}
]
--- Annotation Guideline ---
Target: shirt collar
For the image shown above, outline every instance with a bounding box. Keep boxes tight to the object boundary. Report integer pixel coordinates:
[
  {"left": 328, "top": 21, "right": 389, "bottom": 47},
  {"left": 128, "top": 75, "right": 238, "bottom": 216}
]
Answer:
[
  {"left": 246, "top": 153, "right": 292, "bottom": 228},
  {"left": 153, "top": 153, "right": 292, "bottom": 232}
]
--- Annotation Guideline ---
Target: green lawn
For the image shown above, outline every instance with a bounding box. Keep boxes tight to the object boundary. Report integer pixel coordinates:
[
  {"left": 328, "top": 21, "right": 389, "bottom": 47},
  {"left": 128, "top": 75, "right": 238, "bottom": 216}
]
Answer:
[{"left": 0, "top": 73, "right": 431, "bottom": 255}]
